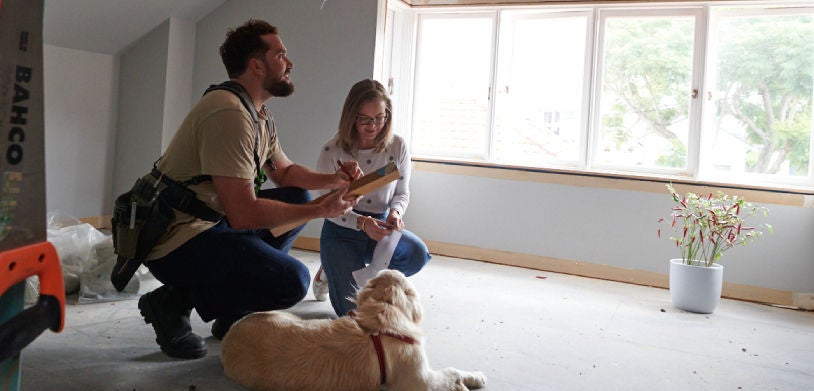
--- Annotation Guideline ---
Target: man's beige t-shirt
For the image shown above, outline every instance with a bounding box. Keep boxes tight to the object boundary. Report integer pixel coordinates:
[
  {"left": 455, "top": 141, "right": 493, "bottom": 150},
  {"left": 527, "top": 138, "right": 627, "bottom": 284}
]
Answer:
[{"left": 146, "top": 89, "right": 282, "bottom": 260}]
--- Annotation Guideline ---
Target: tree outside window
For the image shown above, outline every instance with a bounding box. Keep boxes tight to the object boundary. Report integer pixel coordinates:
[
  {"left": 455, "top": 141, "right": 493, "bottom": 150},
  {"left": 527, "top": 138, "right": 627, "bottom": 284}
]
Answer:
[{"left": 705, "top": 12, "right": 814, "bottom": 181}]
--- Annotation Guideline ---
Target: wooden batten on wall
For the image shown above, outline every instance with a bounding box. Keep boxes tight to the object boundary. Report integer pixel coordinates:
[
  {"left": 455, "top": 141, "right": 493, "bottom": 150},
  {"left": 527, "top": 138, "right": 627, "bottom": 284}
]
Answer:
[
  {"left": 413, "top": 161, "right": 814, "bottom": 208},
  {"left": 78, "top": 215, "right": 796, "bottom": 308},
  {"left": 80, "top": 215, "right": 112, "bottom": 230},
  {"left": 293, "top": 236, "right": 795, "bottom": 308}
]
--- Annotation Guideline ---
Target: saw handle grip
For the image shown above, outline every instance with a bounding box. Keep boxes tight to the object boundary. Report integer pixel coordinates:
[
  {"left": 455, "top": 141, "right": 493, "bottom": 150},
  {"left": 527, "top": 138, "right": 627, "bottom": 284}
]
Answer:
[
  {"left": 0, "top": 294, "right": 61, "bottom": 363},
  {"left": 0, "top": 242, "right": 65, "bottom": 362}
]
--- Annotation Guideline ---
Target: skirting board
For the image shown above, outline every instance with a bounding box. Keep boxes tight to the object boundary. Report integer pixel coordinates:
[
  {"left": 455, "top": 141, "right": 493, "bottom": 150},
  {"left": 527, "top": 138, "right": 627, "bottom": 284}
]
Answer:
[
  {"left": 292, "top": 236, "right": 797, "bottom": 309},
  {"left": 79, "top": 215, "right": 111, "bottom": 230},
  {"left": 76, "top": 216, "right": 798, "bottom": 309}
]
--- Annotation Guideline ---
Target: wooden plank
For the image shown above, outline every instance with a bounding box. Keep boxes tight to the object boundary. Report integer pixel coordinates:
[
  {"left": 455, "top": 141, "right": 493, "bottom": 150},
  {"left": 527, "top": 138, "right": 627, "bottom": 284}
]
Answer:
[
  {"left": 79, "top": 215, "right": 112, "bottom": 230},
  {"left": 270, "top": 162, "right": 400, "bottom": 236},
  {"left": 414, "top": 160, "right": 812, "bottom": 207},
  {"left": 421, "top": 239, "right": 794, "bottom": 307},
  {"left": 292, "top": 237, "right": 796, "bottom": 308}
]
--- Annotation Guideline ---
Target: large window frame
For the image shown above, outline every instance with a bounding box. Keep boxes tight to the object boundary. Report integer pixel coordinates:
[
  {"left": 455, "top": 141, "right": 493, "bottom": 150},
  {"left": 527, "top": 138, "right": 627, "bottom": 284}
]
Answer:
[
  {"left": 591, "top": 7, "right": 706, "bottom": 177},
  {"left": 382, "top": 1, "right": 814, "bottom": 192}
]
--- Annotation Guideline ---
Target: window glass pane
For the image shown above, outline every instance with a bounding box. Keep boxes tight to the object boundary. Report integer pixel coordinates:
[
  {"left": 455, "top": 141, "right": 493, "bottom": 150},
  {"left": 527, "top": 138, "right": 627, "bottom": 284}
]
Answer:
[
  {"left": 704, "top": 12, "right": 814, "bottom": 182},
  {"left": 595, "top": 15, "right": 695, "bottom": 171},
  {"left": 412, "top": 16, "right": 493, "bottom": 159},
  {"left": 493, "top": 14, "right": 588, "bottom": 166}
]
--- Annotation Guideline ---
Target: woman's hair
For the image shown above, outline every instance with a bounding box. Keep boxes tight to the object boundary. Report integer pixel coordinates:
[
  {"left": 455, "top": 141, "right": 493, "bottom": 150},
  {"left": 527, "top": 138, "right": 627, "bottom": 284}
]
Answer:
[
  {"left": 337, "top": 79, "right": 393, "bottom": 154},
  {"left": 220, "top": 19, "right": 278, "bottom": 77}
]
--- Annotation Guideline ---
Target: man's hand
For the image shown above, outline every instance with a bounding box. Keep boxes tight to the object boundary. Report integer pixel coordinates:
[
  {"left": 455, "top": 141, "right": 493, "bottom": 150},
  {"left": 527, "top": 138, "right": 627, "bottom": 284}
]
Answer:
[{"left": 319, "top": 186, "right": 361, "bottom": 217}]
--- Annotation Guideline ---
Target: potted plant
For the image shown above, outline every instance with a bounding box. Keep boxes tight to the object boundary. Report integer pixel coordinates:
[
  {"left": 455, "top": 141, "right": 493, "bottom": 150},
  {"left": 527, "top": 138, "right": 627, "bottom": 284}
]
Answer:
[{"left": 658, "top": 183, "right": 771, "bottom": 313}]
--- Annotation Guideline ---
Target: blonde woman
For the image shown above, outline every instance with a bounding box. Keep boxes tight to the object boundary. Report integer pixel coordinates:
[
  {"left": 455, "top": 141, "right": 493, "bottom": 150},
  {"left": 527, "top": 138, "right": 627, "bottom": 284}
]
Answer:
[{"left": 313, "top": 79, "right": 431, "bottom": 316}]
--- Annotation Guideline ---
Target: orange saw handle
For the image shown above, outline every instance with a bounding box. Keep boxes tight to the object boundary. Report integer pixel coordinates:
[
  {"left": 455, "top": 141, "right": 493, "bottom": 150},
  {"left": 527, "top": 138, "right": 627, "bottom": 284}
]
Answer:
[{"left": 0, "top": 241, "right": 65, "bottom": 362}]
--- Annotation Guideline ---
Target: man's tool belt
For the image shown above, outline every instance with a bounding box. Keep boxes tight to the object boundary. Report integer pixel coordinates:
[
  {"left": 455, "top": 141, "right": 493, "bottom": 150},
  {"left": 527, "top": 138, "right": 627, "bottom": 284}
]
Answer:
[{"left": 109, "top": 170, "right": 223, "bottom": 292}]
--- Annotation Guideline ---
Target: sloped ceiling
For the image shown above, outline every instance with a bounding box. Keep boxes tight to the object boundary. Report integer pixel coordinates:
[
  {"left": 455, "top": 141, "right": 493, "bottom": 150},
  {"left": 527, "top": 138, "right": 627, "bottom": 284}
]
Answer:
[{"left": 43, "top": 0, "right": 227, "bottom": 55}]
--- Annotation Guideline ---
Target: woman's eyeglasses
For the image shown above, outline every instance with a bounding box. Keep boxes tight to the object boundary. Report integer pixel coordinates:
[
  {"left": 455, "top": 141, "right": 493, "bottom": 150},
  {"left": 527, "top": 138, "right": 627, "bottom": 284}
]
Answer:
[{"left": 356, "top": 114, "right": 388, "bottom": 127}]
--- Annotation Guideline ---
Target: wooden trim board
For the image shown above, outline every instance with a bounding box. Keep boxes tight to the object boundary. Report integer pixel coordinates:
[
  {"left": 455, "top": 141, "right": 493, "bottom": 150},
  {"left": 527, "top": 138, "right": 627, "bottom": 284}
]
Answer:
[
  {"left": 79, "top": 215, "right": 112, "bottom": 230},
  {"left": 79, "top": 213, "right": 797, "bottom": 308},
  {"left": 414, "top": 161, "right": 814, "bottom": 207},
  {"left": 294, "top": 236, "right": 320, "bottom": 251},
  {"left": 292, "top": 236, "right": 795, "bottom": 308},
  {"left": 270, "top": 162, "right": 400, "bottom": 237}
]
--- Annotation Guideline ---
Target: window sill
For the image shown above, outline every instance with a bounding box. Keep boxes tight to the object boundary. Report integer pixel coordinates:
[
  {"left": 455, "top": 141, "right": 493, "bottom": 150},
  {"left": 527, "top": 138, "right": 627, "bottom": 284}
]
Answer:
[{"left": 412, "top": 157, "right": 814, "bottom": 207}]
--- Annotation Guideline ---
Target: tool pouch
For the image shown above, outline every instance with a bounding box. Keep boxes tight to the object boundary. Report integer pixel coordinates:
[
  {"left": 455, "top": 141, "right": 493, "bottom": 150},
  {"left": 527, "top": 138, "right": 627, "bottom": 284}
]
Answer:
[{"left": 110, "top": 173, "right": 174, "bottom": 292}]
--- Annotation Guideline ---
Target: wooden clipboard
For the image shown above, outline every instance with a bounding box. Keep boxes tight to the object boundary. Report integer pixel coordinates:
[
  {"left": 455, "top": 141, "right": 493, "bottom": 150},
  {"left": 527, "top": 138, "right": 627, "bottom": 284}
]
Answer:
[{"left": 270, "top": 162, "right": 400, "bottom": 237}]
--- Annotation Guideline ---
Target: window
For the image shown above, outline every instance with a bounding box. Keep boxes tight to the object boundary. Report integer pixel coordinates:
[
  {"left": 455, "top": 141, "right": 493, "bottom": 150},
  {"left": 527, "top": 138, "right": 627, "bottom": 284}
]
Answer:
[
  {"left": 412, "top": 14, "right": 495, "bottom": 159},
  {"left": 384, "top": 2, "right": 814, "bottom": 190},
  {"left": 494, "top": 11, "right": 591, "bottom": 167},
  {"left": 593, "top": 9, "right": 702, "bottom": 175},
  {"left": 702, "top": 9, "right": 814, "bottom": 185}
]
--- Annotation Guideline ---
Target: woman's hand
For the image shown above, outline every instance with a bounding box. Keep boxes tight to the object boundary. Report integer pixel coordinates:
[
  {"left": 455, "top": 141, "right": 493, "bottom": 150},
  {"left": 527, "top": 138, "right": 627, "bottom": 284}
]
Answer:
[
  {"left": 359, "top": 216, "right": 394, "bottom": 241},
  {"left": 336, "top": 160, "right": 363, "bottom": 181},
  {"left": 326, "top": 160, "right": 363, "bottom": 189},
  {"left": 386, "top": 209, "right": 404, "bottom": 232}
]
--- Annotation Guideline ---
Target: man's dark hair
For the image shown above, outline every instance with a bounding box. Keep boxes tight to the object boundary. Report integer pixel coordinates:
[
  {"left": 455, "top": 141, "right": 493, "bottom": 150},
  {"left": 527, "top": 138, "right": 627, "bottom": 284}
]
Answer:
[{"left": 220, "top": 19, "right": 279, "bottom": 77}]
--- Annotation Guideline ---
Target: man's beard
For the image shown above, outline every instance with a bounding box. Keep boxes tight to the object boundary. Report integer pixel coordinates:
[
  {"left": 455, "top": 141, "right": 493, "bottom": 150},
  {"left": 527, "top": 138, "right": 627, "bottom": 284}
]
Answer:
[{"left": 265, "top": 74, "right": 294, "bottom": 97}]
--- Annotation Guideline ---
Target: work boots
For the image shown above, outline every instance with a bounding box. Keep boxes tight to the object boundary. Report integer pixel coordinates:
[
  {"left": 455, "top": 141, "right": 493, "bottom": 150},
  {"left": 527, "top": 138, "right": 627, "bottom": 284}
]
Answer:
[
  {"left": 138, "top": 285, "right": 206, "bottom": 359},
  {"left": 211, "top": 311, "right": 250, "bottom": 341}
]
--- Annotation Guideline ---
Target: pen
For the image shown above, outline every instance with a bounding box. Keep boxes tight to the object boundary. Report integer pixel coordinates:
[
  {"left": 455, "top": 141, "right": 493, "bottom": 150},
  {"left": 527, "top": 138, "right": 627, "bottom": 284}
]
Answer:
[{"left": 337, "top": 160, "right": 354, "bottom": 181}]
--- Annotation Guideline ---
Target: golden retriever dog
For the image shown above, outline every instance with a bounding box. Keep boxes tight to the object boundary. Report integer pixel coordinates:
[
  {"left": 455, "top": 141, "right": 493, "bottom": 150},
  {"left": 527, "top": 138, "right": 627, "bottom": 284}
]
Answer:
[{"left": 221, "top": 269, "right": 487, "bottom": 391}]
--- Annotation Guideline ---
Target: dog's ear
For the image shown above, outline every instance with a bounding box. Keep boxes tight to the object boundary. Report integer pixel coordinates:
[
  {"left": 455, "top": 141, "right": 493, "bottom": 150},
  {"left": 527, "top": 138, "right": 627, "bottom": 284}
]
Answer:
[
  {"left": 355, "top": 270, "right": 423, "bottom": 337},
  {"left": 398, "top": 282, "right": 422, "bottom": 325}
]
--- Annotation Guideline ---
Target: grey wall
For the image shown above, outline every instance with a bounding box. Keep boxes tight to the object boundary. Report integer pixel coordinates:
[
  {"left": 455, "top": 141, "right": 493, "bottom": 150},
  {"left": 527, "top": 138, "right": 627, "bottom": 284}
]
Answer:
[
  {"left": 407, "top": 170, "right": 814, "bottom": 293},
  {"left": 191, "top": 0, "right": 379, "bottom": 167},
  {"left": 112, "top": 17, "right": 197, "bottom": 196},
  {"left": 112, "top": 19, "right": 170, "bottom": 196},
  {"left": 162, "top": 17, "right": 196, "bottom": 151}
]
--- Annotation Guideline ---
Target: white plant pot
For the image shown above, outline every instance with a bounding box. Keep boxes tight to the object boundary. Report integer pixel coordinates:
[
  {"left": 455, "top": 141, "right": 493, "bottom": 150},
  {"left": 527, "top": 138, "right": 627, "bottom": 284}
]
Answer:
[{"left": 669, "top": 258, "right": 724, "bottom": 314}]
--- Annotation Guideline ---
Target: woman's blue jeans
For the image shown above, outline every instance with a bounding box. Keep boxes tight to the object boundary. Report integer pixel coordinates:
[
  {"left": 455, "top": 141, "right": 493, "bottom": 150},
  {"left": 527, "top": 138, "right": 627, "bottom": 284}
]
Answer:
[
  {"left": 319, "top": 213, "right": 431, "bottom": 316},
  {"left": 145, "top": 187, "right": 311, "bottom": 322}
]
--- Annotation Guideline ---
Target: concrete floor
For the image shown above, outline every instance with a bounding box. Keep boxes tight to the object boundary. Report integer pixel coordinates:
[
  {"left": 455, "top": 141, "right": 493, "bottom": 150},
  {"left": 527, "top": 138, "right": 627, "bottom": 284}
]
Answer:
[{"left": 17, "top": 249, "right": 814, "bottom": 390}]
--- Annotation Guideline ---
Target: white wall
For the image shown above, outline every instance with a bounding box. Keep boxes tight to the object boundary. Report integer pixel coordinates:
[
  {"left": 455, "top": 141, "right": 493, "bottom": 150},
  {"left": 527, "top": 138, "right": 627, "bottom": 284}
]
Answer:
[
  {"left": 43, "top": 45, "right": 118, "bottom": 218},
  {"left": 43, "top": 17, "right": 195, "bottom": 218}
]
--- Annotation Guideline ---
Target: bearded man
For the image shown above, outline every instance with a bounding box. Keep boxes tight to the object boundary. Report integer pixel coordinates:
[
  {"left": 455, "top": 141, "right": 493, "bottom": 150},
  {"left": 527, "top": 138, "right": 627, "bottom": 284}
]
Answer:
[{"left": 135, "top": 19, "right": 362, "bottom": 359}]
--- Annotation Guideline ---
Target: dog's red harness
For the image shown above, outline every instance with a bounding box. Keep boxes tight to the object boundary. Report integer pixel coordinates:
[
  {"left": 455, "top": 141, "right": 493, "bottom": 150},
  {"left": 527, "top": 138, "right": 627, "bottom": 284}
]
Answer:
[{"left": 348, "top": 310, "right": 415, "bottom": 385}]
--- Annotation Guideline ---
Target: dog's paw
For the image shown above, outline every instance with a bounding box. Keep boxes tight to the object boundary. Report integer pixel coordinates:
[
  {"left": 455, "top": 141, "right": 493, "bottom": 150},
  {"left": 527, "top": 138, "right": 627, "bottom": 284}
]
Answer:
[{"left": 463, "top": 371, "right": 487, "bottom": 389}]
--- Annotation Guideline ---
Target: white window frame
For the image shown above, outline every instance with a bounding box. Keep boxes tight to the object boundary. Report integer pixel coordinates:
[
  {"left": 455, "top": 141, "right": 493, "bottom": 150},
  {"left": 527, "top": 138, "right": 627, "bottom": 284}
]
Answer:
[
  {"left": 590, "top": 7, "right": 707, "bottom": 177},
  {"left": 384, "top": 1, "right": 814, "bottom": 191},
  {"left": 495, "top": 8, "right": 596, "bottom": 169},
  {"left": 410, "top": 11, "right": 499, "bottom": 160},
  {"left": 698, "top": 4, "right": 814, "bottom": 188}
]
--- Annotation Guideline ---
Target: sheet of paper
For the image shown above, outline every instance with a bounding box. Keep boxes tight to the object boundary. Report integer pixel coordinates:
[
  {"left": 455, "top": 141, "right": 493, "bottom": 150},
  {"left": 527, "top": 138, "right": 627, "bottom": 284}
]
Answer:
[{"left": 352, "top": 230, "right": 402, "bottom": 287}]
